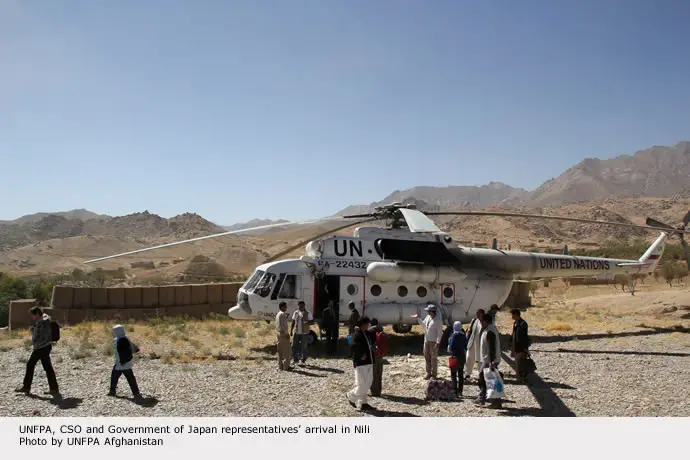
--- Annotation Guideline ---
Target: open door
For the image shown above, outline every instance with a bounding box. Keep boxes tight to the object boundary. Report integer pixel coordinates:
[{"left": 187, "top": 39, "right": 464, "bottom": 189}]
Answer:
[{"left": 339, "top": 276, "right": 365, "bottom": 320}]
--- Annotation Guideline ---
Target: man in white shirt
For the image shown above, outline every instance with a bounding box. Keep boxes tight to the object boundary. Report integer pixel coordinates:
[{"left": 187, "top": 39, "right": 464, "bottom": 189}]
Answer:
[
  {"left": 412, "top": 304, "right": 443, "bottom": 379},
  {"left": 276, "top": 302, "right": 291, "bottom": 371},
  {"left": 290, "top": 301, "right": 313, "bottom": 365}
]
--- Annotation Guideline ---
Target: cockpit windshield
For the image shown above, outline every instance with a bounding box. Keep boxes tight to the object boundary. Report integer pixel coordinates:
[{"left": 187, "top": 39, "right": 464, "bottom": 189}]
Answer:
[
  {"left": 254, "top": 272, "right": 277, "bottom": 298},
  {"left": 243, "top": 270, "right": 264, "bottom": 291}
]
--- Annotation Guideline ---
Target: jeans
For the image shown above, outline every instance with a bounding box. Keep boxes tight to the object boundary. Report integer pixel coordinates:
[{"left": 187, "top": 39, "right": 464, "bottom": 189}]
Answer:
[
  {"left": 23, "top": 345, "right": 58, "bottom": 391},
  {"left": 110, "top": 367, "right": 140, "bottom": 396},
  {"left": 450, "top": 364, "right": 465, "bottom": 396},
  {"left": 292, "top": 334, "right": 309, "bottom": 362},
  {"left": 370, "top": 356, "right": 384, "bottom": 396}
]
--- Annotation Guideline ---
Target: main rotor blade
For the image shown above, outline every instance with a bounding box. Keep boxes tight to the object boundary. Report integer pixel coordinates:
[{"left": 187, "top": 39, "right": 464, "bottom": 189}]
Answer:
[
  {"left": 426, "top": 211, "right": 690, "bottom": 234},
  {"left": 645, "top": 217, "right": 675, "bottom": 231},
  {"left": 83, "top": 217, "right": 346, "bottom": 264},
  {"left": 263, "top": 218, "right": 377, "bottom": 264}
]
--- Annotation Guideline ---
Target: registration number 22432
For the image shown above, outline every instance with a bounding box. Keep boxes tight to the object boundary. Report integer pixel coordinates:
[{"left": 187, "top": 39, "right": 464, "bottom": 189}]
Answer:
[{"left": 334, "top": 260, "right": 367, "bottom": 269}]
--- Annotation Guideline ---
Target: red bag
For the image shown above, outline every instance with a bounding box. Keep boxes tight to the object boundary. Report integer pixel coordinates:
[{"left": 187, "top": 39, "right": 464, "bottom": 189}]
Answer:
[
  {"left": 375, "top": 331, "right": 389, "bottom": 357},
  {"left": 448, "top": 357, "right": 459, "bottom": 369}
]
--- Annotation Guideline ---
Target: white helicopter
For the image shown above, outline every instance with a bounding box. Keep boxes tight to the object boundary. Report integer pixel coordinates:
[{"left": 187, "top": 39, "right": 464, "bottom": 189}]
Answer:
[{"left": 86, "top": 204, "right": 690, "bottom": 345}]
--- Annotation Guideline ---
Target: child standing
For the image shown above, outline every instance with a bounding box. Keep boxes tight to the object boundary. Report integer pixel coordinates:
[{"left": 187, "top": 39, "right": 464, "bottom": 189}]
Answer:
[
  {"left": 447, "top": 321, "right": 468, "bottom": 399},
  {"left": 109, "top": 325, "right": 142, "bottom": 400}
]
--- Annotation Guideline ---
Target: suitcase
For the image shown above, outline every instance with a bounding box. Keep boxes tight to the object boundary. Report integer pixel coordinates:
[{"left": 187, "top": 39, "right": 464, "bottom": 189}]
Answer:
[{"left": 425, "top": 378, "right": 456, "bottom": 401}]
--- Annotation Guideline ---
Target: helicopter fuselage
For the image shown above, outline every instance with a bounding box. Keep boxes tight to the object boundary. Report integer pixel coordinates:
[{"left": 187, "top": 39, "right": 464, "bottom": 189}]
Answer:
[{"left": 228, "top": 226, "right": 667, "bottom": 329}]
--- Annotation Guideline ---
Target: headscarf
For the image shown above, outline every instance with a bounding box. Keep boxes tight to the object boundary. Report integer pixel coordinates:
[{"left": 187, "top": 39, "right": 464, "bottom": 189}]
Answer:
[
  {"left": 453, "top": 321, "right": 463, "bottom": 333},
  {"left": 113, "top": 324, "right": 126, "bottom": 337}
]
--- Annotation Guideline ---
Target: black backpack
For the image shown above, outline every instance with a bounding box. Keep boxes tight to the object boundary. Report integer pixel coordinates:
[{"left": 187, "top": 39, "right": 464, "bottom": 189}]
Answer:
[
  {"left": 50, "top": 321, "right": 61, "bottom": 343},
  {"left": 117, "top": 337, "right": 133, "bottom": 365}
]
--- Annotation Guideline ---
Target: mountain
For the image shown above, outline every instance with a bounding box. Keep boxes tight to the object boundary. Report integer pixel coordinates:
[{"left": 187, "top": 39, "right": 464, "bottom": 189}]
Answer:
[
  {"left": 337, "top": 141, "right": 690, "bottom": 213},
  {"left": 336, "top": 182, "right": 530, "bottom": 216},
  {"left": 0, "top": 211, "right": 226, "bottom": 250},
  {"left": 0, "top": 208, "right": 105, "bottom": 225},
  {"left": 529, "top": 141, "right": 690, "bottom": 206}
]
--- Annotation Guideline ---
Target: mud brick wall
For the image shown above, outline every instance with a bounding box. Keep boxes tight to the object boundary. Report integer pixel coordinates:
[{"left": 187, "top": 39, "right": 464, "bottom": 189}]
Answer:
[{"left": 10, "top": 282, "right": 246, "bottom": 327}]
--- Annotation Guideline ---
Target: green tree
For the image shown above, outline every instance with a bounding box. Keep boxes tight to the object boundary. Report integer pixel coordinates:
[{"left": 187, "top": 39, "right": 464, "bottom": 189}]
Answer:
[
  {"left": 661, "top": 263, "right": 676, "bottom": 287},
  {"left": 0, "top": 274, "right": 29, "bottom": 328}
]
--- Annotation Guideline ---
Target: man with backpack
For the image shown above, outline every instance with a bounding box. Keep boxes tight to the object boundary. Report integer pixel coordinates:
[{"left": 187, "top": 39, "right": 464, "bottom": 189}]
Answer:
[
  {"left": 368, "top": 318, "right": 388, "bottom": 397},
  {"left": 15, "top": 307, "right": 59, "bottom": 395},
  {"left": 109, "top": 324, "right": 143, "bottom": 400}
]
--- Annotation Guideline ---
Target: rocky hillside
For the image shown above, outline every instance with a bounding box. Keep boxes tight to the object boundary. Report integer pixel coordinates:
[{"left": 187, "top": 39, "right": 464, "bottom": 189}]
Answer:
[
  {"left": 337, "top": 141, "right": 690, "bottom": 213},
  {"left": 0, "top": 211, "right": 225, "bottom": 250},
  {"left": 529, "top": 141, "right": 690, "bottom": 206},
  {"left": 0, "top": 208, "right": 105, "bottom": 225}
]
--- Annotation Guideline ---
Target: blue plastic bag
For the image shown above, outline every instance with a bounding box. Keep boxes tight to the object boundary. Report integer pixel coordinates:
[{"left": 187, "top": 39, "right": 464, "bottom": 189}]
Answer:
[
  {"left": 346, "top": 334, "right": 352, "bottom": 345},
  {"left": 483, "top": 367, "right": 506, "bottom": 399}
]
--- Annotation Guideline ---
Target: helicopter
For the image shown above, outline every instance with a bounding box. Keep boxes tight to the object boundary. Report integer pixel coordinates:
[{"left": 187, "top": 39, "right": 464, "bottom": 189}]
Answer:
[{"left": 85, "top": 203, "right": 690, "bottom": 345}]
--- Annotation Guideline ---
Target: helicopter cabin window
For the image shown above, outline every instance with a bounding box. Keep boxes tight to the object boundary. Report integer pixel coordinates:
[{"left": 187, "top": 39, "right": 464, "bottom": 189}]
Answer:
[
  {"left": 417, "top": 286, "right": 427, "bottom": 298},
  {"left": 397, "top": 286, "right": 408, "bottom": 297},
  {"left": 443, "top": 286, "right": 454, "bottom": 299},
  {"left": 370, "top": 284, "right": 382, "bottom": 296},
  {"left": 243, "top": 270, "right": 264, "bottom": 291},
  {"left": 278, "top": 274, "right": 301, "bottom": 299},
  {"left": 270, "top": 273, "right": 286, "bottom": 300},
  {"left": 255, "top": 272, "right": 277, "bottom": 298},
  {"left": 346, "top": 284, "right": 359, "bottom": 296}
]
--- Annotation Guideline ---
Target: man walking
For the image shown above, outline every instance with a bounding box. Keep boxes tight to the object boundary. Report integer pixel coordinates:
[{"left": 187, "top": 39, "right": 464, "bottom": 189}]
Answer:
[
  {"left": 476, "top": 312, "right": 502, "bottom": 408},
  {"left": 368, "top": 318, "right": 388, "bottom": 397},
  {"left": 510, "top": 308, "right": 531, "bottom": 381},
  {"left": 290, "top": 301, "right": 313, "bottom": 365},
  {"left": 347, "top": 316, "right": 375, "bottom": 411},
  {"left": 276, "top": 302, "right": 291, "bottom": 370},
  {"left": 412, "top": 304, "right": 443, "bottom": 379},
  {"left": 15, "top": 307, "right": 59, "bottom": 395},
  {"left": 320, "top": 299, "right": 338, "bottom": 355}
]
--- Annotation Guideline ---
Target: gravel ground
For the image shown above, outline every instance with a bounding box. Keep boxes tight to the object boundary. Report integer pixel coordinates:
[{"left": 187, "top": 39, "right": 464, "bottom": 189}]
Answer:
[{"left": 1, "top": 325, "right": 688, "bottom": 417}]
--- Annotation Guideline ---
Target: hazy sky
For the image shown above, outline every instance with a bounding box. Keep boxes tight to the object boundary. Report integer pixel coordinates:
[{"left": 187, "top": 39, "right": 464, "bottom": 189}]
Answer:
[{"left": 2, "top": 0, "right": 689, "bottom": 225}]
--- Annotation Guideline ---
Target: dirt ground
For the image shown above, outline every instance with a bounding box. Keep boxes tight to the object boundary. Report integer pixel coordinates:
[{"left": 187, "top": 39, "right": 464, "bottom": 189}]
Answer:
[{"left": 0, "top": 281, "right": 688, "bottom": 417}]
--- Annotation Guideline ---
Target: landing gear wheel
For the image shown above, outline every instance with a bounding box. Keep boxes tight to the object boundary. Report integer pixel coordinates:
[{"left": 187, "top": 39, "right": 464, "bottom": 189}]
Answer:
[
  {"left": 308, "top": 330, "right": 318, "bottom": 347},
  {"left": 393, "top": 324, "right": 412, "bottom": 334}
]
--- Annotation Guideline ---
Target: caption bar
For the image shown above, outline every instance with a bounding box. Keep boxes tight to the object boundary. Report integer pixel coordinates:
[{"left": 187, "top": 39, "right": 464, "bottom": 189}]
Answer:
[{"left": 16, "top": 422, "right": 372, "bottom": 448}]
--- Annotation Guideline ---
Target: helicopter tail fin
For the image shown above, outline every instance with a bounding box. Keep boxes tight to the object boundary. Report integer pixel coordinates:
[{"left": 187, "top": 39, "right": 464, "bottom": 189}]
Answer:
[{"left": 615, "top": 232, "right": 667, "bottom": 273}]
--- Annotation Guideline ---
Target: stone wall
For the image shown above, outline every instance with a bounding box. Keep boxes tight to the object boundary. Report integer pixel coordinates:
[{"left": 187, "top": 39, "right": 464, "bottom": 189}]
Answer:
[{"left": 8, "top": 282, "right": 243, "bottom": 330}]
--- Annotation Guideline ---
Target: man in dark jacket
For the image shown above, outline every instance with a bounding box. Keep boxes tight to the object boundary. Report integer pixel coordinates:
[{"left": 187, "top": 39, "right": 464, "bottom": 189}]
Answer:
[
  {"left": 15, "top": 307, "right": 59, "bottom": 395},
  {"left": 346, "top": 316, "right": 374, "bottom": 411},
  {"left": 510, "top": 309, "right": 531, "bottom": 381},
  {"left": 320, "top": 300, "right": 339, "bottom": 355},
  {"left": 347, "top": 301, "right": 360, "bottom": 335},
  {"left": 368, "top": 318, "right": 387, "bottom": 397}
]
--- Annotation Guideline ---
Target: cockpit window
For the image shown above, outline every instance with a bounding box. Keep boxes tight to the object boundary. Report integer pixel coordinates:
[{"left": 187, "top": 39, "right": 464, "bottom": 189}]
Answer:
[
  {"left": 278, "top": 274, "right": 301, "bottom": 299},
  {"left": 243, "top": 270, "right": 264, "bottom": 291},
  {"left": 255, "top": 272, "right": 277, "bottom": 298}
]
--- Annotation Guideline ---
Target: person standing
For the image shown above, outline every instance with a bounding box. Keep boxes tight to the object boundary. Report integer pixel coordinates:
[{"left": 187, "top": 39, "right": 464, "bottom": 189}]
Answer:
[
  {"left": 108, "top": 324, "right": 142, "bottom": 400},
  {"left": 476, "top": 312, "right": 502, "bottom": 408},
  {"left": 276, "top": 302, "right": 292, "bottom": 370},
  {"left": 464, "top": 308, "right": 486, "bottom": 379},
  {"left": 290, "top": 301, "right": 313, "bottom": 365},
  {"left": 320, "top": 299, "right": 338, "bottom": 355},
  {"left": 368, "top": 318, "right": 388, "bottom": 397},
  {"left": 447, "top": 321, "right": 468, "bottom": 398},
  {"left": 510, "top": 308, "right": 531, "bottom": 381},
  {"left": 15, "top": 307, "right": 59, "bottom": 395},
  {"left": 346, "top": 316, "right": 375, "bottom": 411},
  {"left": 412, "top": 304, "right": 443, "bottom": 379},
  {"left": 347, "top": 301, "right": 360, "bottom": 336}
]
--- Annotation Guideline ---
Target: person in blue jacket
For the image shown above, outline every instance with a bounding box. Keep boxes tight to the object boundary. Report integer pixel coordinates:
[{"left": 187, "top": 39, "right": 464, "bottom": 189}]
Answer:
[{"left": 447, "top": 321, "right": 468, "bottom": 398}]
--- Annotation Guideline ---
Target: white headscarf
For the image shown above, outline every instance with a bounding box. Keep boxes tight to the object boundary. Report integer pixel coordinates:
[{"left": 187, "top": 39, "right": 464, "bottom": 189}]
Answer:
[{"left": 453, "top": 321, "right": 463, "bottom": 333}]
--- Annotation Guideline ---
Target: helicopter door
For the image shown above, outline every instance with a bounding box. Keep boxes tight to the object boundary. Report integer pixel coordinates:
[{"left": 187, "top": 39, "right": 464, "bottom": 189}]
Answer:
[{"left": 339, "top": 276, "right": 365, "bottom": 319}]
